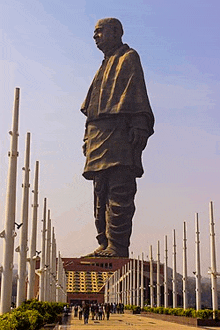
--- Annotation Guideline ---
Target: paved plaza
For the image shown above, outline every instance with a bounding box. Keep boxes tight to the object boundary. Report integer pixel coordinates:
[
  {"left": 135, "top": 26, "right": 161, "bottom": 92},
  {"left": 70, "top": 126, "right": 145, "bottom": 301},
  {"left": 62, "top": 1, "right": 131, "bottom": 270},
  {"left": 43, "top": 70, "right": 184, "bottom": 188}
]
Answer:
[{"left": 57, "top": 311, "right": 220, "bottom": 330}]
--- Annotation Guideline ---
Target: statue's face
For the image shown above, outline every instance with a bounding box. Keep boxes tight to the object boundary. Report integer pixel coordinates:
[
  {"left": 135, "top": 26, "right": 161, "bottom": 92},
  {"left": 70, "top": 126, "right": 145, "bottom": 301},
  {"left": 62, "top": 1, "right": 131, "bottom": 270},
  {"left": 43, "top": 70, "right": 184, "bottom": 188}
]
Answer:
[{"left": 93, "top": 20, "right": 117, "bottom": 53}]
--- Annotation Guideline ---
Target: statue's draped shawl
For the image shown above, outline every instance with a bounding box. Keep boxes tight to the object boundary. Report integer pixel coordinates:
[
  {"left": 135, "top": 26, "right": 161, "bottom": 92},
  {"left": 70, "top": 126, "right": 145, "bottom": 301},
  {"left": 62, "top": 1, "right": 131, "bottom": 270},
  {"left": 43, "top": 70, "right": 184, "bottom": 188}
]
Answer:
[
  {"left": 80, "top": 44, "right": 154, "bottom": 180},
  {"left": 81, "top": 44, "right": 154, "bottom": 135}
]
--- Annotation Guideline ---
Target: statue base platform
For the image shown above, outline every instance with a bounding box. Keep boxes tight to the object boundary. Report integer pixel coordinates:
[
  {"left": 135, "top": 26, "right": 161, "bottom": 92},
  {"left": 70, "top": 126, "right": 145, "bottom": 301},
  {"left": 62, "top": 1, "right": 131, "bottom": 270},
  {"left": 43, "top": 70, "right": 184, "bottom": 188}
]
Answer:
[{"left": 62, "top": 256, "right": 130, "bottom": 305}]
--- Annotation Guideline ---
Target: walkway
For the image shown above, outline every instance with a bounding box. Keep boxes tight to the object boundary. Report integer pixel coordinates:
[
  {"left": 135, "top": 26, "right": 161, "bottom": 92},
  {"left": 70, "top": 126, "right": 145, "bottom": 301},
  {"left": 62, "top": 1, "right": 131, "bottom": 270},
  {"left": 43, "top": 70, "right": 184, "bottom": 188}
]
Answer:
[{"left": 57, "top": 311, "right": 220, "bottom": 330}]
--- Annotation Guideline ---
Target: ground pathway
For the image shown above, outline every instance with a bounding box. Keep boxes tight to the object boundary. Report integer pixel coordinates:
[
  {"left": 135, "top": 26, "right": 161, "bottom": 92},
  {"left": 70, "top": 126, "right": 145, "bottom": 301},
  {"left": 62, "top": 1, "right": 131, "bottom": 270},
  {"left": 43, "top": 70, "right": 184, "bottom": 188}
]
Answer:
[{"left": 57, "top": 311, "right": 220, "bottom": 330}]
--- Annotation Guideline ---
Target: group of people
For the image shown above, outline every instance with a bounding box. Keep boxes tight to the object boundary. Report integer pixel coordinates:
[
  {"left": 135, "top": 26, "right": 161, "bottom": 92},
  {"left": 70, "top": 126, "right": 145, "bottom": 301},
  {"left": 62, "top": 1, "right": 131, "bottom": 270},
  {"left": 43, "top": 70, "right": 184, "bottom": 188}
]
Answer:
[{"left": 72, "top": 302, "right": 124, "bottom": 324}]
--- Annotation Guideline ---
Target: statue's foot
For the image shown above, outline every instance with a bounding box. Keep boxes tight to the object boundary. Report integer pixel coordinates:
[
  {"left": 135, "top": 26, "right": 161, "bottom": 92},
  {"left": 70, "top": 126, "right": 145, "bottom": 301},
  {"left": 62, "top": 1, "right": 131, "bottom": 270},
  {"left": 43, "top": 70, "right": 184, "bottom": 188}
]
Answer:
[
  {"left": 97, "top": 248, "right": 118, "bottom": 257},
  {"left": 81, "top": 244, "right": 107, "bottom": 257},
  {"left": 98, "top": 247, "right": 128, "bottom": 258}
]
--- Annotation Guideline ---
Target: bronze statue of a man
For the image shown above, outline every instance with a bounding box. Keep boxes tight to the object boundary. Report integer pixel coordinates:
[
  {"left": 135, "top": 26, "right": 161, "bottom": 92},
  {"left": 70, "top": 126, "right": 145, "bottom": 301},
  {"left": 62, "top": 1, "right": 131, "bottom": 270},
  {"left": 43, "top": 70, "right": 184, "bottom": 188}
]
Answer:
[{"left": 81, "top": 18, "right": 154, "bottom": 258}]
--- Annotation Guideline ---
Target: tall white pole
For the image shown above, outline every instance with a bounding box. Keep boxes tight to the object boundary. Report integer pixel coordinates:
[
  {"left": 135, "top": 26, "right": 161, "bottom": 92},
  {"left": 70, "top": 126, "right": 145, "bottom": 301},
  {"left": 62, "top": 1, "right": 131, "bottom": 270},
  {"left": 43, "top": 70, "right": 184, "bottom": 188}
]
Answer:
[
  {"left": 62, "top": 269, "right": 65, "bottom": 303},
  {"left": 137, "top": 255, "right": 140, "bottom": 306},
  {"left": 132, "top": 257, "right": 136, "bottom": 306},
  {"left": 0, "top": 88, "right": 20, "bottom": 314},
  {"left": 209, "top": 201, "right": 218, "bottom": 314},
  {"left": 140, "top": 252, "right": 144, "bottom": 309},
  {"left": 183, "top": 221, "right": 188, "bottom": 309},
  {"left": 104, "top": 278, "right": 108, "bottom": 303},
  {"left": 45, "top": 210, "right": 51, "bottom": 301},
  {"left": 121, "top": 266, "right": 124, "bottom": 304},
  {"left": 27, "top": 160, "right": 39, "bottom": 300},
  {"left": 118, "top": 269, "right": 121, "bottom": 303},
  {"left": 56, "top": 251, "right": 60, "bottom": 302},
  {"left": 57, "top": 251, "right": 62, "bottom": 302},
  {"left": 51, "top": 227, "right": 56, "bottom": 302},
  {"left": 149, "top": 245, "right": 154, "bottom": 308},
  {"left": 127, "top": 262, "right": 130, "bottom": 305},
  {"left": 16, "top": 132, "right": 31, "bottom": 307},
  {"left": 123, "top": 265, "right": 125, "bottom": 304},
  {"left": 116, "top": 269, "right": 118, "bottom": 304},
  {"left": 127, "top": 263, "right": 130, "bottom": 305},
  {"left": 115, "top": 271, "right": 117, "bottom": 303},
  {"left": 125, "top": 264, "right": 127, "bottom": 304},
  {"left": 124, "top": 263, "right": 127, "bottom": 305},
  {"left": 107, "top": 278, "right": 110, "bottom": 303},
  {"left": 64, "top": 268, "right": 67, "bottom": 303},
  {"left": 112, "top": 272, "right": 114, "bottom": 303},
  {"left": 195, "top": 213, "right": 201, "bottom": 310},
  {"left": 129, "top": 259, "right": 132, "bottom": 305},
  {"left": 126, "top": 265, "right": 128, "bottom": 304},
  {"left": 173, "top": 229, "right": 177, "bottom": 308},
  {"left": 116, "top": 270, "right": 118, "bottom": 303},
  {"left": 164, "top": 235, "right": 168, "bottom": 308},
  {"left": 157, "top": 240, "right": 161, "bottom": 307},
  {"left": 39, "top": 198, "right": 47, "bottom": 301},
  {"left": 61, "top": 267, "right": 64, "bottom": 303}
]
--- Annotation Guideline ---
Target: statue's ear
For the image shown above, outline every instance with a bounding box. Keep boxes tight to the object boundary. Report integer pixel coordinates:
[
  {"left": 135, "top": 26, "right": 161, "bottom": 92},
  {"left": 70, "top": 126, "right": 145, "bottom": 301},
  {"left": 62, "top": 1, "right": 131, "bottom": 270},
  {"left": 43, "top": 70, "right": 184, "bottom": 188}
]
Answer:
[{"left": 113, "top": 26, "right": 120, "bottom": 39}]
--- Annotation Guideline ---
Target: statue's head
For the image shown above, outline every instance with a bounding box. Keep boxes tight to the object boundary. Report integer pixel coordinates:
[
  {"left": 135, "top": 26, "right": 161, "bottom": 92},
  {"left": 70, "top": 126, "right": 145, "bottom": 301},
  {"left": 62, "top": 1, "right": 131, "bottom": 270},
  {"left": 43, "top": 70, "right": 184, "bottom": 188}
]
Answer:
[{"left": 93, "top": 18, "right": 123, "bottom": 54}]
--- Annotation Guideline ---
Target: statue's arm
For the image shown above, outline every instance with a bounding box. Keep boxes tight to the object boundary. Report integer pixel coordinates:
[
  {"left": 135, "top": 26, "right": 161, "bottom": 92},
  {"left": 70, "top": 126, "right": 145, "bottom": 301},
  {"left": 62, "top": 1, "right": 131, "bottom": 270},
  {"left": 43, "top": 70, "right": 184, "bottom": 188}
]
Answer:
[
  {"left": 128, "top": 114, "right": 150, "bottom": 150},
  {"left": 120, "top": 50, "right": 154, "bottom": 150}
]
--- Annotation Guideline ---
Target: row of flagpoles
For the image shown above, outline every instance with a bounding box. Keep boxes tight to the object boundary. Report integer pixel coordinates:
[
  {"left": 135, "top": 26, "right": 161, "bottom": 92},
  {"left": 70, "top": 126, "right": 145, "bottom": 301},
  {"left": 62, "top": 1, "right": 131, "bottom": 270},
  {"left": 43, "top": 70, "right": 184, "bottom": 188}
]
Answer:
[
  {"left": 0, "top": 88, "right": 67, "bottom": 314},
  {"left": 105, "top": 202, "right": 219, "bottom": 315}
]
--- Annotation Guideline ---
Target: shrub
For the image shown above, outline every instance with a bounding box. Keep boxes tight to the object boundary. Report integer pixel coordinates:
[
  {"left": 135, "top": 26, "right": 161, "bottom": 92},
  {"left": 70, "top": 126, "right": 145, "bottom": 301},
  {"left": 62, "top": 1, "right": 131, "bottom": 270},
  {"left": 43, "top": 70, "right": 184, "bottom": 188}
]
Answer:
[
  {"left": 139, "top": 305, "right": 216, "bottom": 320},
  {"left": 0, "top": 310, "right": 43, "bottom": 330},
  {"left": 125, "top": 304, "right": 133, "bottom": 310},
  {"left": 158, "top": 307, "right": 164, "bottom": 314},
  {"left": 154, "top": 307, "right": 160, "bottom": 314},
  {"left": 195, "top": 309, "right": 213, "bottom": 320},
  {"left": 130, "top": 303, "right": 220, "bottom": 321},
  {"left": 0, "top": 300, "right": 66, "bottom": 329},
  {"left": 164, "top": 308, "right": 169, "bottom": 315},
  {"left": 17, "top": 300, "right": 66, "bottom": 324},
  {"left": 169, "top": 308, "right": 182, "bottom": 316},
  {"left": 125, "top": 305, "right": 138, "bottom": 311},
  {"left": 0, "top": 312, "right": 18, "bottom": 330},
  {"left": 182, "top": 308, "right": 194, "bottom": 317},
  {"left": 25, "top": 310, "right": 44, "bottom": 330},
  {"left": 143, "top": 306, "right": 154, "bottom": 313}
]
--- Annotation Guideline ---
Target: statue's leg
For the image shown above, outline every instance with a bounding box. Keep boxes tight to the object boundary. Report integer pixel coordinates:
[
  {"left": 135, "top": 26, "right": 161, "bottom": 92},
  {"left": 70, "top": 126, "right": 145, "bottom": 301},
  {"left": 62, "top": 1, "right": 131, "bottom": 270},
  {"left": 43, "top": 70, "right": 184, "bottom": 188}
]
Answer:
[
  {"left": 82, "top": 172, "right": 108, "bottom": 257},
  {"left": 93, "top": 171, "right": 108, "bottom": 251},
  {"left": 100, "top": 167, "right": 137, "bottom": 257}
]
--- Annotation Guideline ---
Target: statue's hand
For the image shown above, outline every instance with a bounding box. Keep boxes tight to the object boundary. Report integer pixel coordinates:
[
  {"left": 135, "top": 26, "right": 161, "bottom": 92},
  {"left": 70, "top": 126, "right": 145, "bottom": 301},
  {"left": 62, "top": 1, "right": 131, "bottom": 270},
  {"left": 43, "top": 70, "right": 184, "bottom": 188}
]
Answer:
[
  {"left": 82, "top": 141, "right": 87, "bottom": 156},
  {"left": 129, "top": 127, "right": 148, "bottom": 150}
]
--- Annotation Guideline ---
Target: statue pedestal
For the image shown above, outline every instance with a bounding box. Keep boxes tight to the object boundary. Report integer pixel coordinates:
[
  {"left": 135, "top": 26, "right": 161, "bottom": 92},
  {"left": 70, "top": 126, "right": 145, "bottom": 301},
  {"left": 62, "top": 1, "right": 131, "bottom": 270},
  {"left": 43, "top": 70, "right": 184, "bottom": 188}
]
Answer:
[{"left": 62, "top": 256, "right": 130, "bottom": 305}]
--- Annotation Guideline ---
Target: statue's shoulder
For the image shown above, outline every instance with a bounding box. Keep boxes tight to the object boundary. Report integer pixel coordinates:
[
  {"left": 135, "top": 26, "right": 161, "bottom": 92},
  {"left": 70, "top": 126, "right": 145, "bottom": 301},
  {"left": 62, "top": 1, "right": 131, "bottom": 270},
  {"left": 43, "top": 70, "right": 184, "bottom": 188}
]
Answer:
[
  {"left": 119, "top": 45, "right": 141, "bottom": 66},
  {"left": 120, "top": 44, "right": 140, "bottom": 58}
]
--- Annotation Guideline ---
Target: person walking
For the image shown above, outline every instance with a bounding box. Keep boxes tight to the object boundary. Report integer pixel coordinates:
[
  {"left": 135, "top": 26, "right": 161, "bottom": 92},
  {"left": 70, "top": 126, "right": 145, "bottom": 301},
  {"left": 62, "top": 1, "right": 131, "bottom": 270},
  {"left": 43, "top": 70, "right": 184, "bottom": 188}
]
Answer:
[
  {"left": 98, "top": 304, "right": 103, "bottom": 320},
  {"left": 78, "top": 305, "right": 83, "bottom": 320},
  {"left": 91, "top": 303, "right": 95, "bottom": 320},
  {"left": 95, "top": 303, "right": 99, "bottom": 320},
  {"left": 105, "top": 303, "right": 111, "bottom": 320},
  {"left": 74, "top": 304, "right": 78, "bottom": 317},
  {"left": 83, "top": 303, "right": 90, "bottom": 324}
]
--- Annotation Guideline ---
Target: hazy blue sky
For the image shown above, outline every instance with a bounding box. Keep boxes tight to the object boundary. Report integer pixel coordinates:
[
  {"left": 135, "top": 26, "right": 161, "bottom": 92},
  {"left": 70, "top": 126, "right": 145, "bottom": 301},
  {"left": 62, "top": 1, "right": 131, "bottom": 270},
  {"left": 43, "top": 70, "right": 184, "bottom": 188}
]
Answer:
[{"left": 0, "top": 0, "right": 220, "bottom": 277}]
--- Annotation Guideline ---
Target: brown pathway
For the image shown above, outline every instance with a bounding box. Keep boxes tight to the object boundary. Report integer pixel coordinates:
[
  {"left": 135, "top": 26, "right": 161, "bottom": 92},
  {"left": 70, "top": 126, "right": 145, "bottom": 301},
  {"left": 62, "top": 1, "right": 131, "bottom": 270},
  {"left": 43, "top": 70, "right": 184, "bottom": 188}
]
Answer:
[{"left": 57, "top": 311, "right": 220, "bottom": 330}]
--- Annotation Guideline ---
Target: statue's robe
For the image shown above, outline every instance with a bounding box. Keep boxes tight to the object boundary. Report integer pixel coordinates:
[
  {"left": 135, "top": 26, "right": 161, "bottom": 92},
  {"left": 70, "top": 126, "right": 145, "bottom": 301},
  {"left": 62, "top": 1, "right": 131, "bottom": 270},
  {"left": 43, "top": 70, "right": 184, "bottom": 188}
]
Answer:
[{"left": 81, "top": 43, "right": 154, "bottom": 180}]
